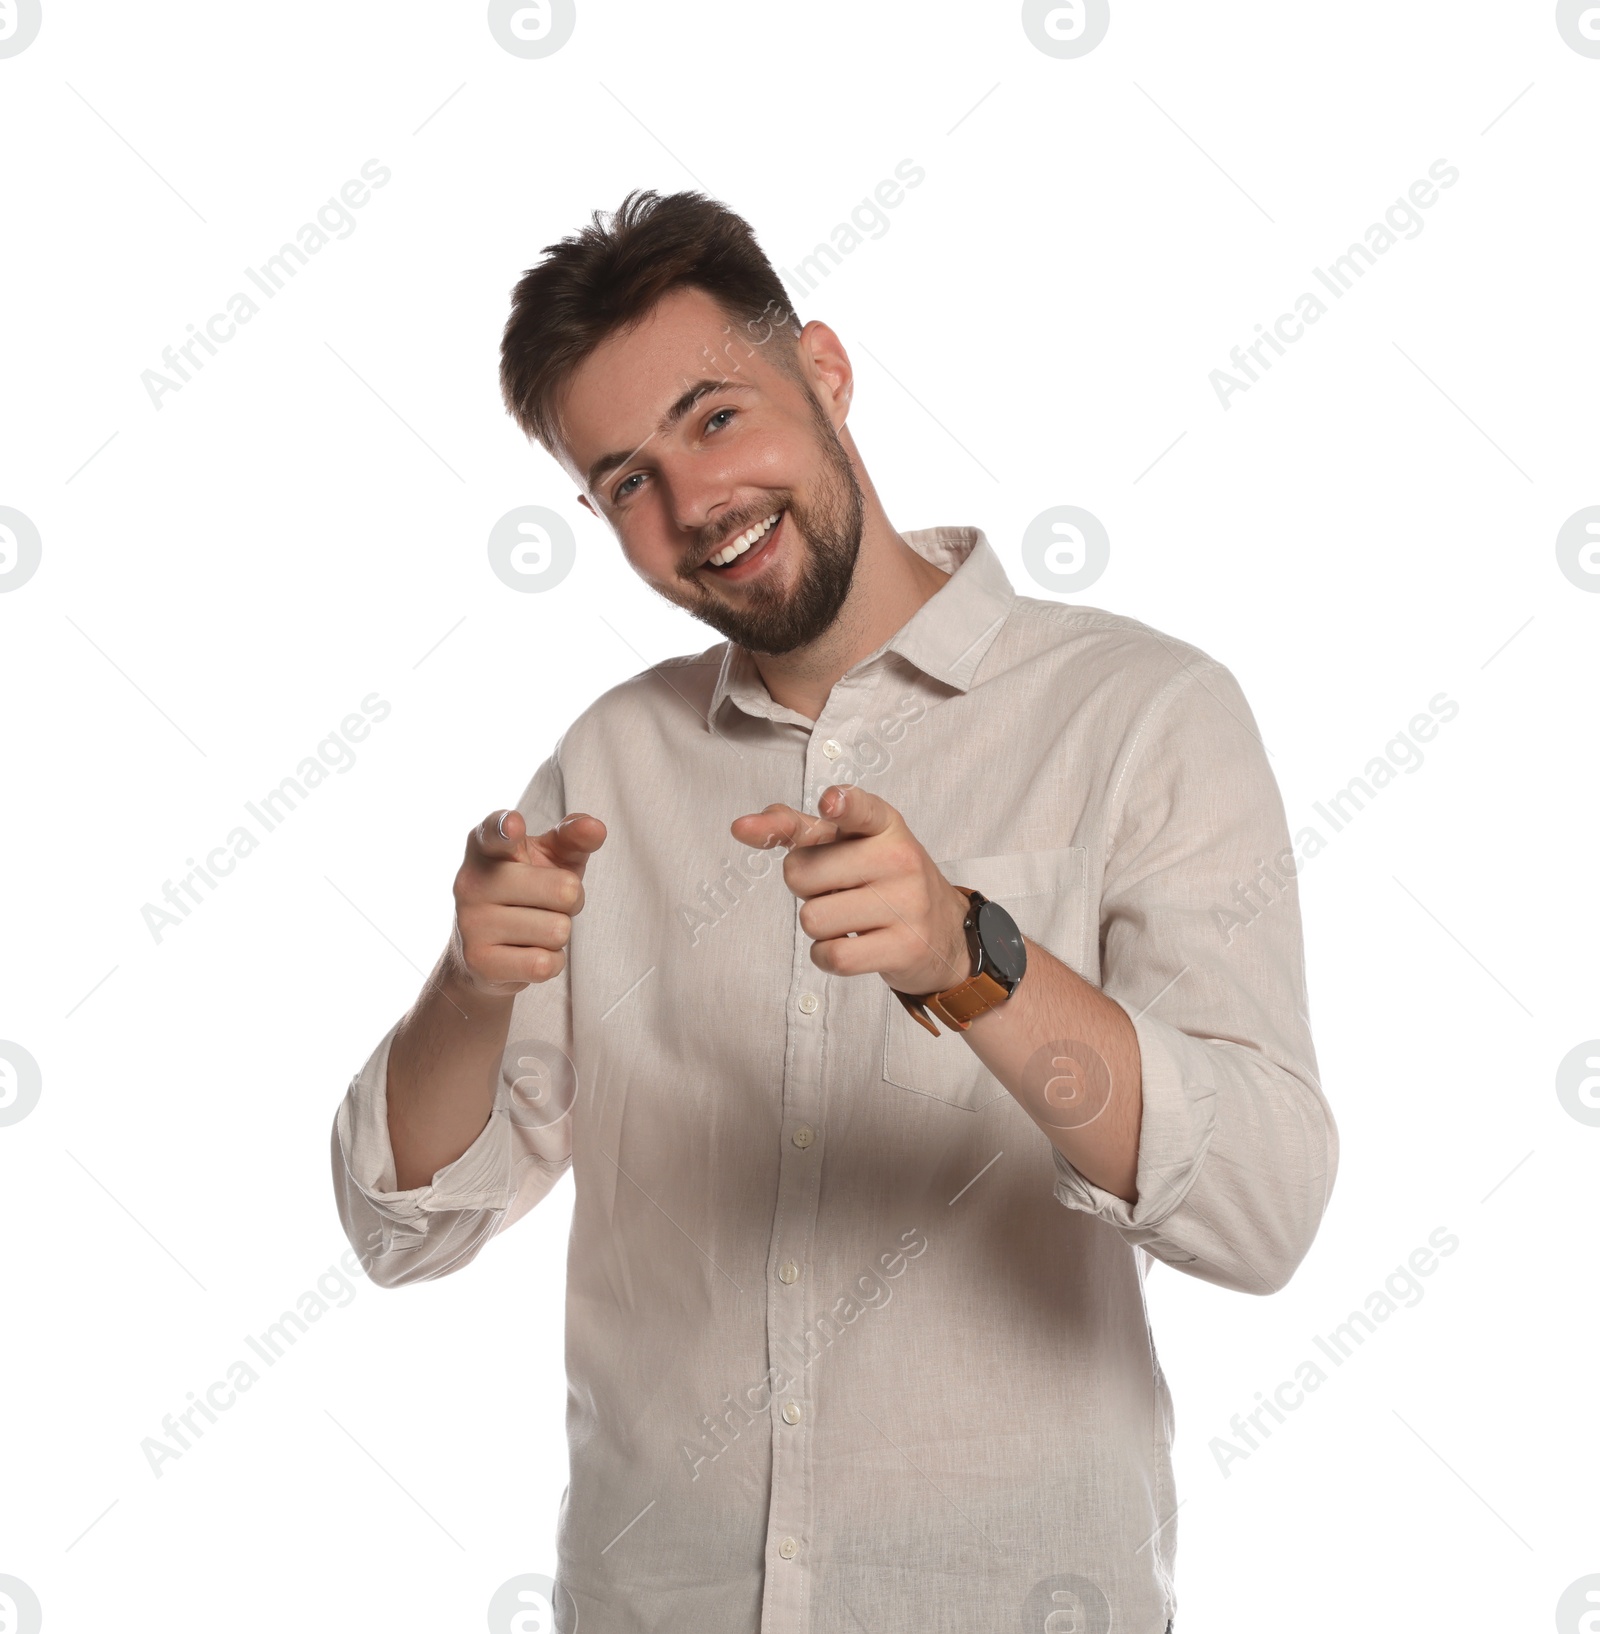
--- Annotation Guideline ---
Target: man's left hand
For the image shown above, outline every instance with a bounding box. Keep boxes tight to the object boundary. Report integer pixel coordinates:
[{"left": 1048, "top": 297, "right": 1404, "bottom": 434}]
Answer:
[{"left": 730, "top": 784, "right": 972, "bottom": 996}]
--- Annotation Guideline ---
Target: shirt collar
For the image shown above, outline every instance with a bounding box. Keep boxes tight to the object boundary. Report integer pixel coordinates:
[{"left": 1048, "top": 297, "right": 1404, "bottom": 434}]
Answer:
[{"left": 707, "top": 526, "right": 1016, "bottom": 727}]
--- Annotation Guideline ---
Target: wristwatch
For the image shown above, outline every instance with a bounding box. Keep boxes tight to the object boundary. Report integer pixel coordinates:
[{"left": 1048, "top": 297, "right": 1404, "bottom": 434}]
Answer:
[{"left": 893, "top": 886, "right": 1028, "bottom": 1037}]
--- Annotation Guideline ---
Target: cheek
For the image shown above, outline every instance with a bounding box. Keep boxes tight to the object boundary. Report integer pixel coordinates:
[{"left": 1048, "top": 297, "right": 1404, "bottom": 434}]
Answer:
[
  {"left": 731, "top": 421, "right": 807, "bottom": 491},
  {"left": 618, "top": 520, "right": 684, "bottom": 584}
]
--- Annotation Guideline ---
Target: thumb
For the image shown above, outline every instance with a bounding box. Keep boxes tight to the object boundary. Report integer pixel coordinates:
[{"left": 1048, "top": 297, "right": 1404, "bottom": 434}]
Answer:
[{"left": 532, "top": 811, "right": 608, "bottom": 877}]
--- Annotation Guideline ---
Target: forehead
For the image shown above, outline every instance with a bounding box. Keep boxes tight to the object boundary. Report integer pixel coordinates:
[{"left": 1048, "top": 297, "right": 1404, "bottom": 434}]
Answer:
[{"left": 553, "top": 286, "right": 776, "bottom": 486}]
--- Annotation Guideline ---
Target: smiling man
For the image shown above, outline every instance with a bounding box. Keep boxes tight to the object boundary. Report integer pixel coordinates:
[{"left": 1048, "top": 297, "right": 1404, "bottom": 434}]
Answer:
[{"left": 331, "top": 189, "right": 1337, "bottom": 1634}]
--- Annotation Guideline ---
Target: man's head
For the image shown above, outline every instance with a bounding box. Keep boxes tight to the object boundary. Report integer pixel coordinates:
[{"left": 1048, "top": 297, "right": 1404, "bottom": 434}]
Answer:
[{"left": 499, "top": 190, "right": 867, "bottom": 655}]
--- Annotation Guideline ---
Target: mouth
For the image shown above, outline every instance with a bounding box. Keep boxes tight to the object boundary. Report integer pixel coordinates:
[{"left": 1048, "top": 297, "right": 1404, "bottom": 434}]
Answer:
[{"left": 698, "top": 509, "right": 785, "bottom": 583}]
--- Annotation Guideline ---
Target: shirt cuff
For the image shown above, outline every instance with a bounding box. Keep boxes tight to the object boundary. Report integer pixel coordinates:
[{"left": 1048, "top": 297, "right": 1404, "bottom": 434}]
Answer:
[
  {"left": 334, "top": 1017, "right": 515, "bottom": 1231},
  {"left": 1050, "top": 1007, "right": 1218, "bottom": 1233}
]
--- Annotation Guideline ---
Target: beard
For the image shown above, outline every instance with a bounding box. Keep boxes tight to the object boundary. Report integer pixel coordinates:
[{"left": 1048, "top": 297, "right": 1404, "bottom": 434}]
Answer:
[{"left": 665, "top": 397, "right": 866, "bottom": 656}]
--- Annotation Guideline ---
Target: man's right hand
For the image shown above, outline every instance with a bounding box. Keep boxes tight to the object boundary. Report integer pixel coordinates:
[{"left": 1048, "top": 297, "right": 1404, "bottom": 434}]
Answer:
[{"left": 449, "top": 808, "right": 608, "bottom": 997}]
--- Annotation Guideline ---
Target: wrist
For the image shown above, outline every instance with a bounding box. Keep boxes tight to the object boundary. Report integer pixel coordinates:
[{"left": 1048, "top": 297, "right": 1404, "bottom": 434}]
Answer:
[
  {"left": 892, "top": 885, "right": 1028, "bottom": 1037},
  {"left": 896, "top": 884, "right": 974, "bottom": 996}
]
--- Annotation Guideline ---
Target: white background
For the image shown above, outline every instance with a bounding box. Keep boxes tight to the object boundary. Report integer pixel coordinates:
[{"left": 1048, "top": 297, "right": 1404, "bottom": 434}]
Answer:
[{"left": 1, "top": 2, "right": 1596, "bottom": 1630}]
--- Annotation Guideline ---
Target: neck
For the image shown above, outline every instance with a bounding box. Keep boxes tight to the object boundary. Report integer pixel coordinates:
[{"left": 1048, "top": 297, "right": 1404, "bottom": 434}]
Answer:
[{"left": 750, "top": 435, "right": 950, "bottom": 721}]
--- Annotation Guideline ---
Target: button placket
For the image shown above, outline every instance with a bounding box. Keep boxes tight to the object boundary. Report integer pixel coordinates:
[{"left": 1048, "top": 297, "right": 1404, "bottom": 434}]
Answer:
[
  {"left": 809, "top": 690, "right": 863, "bottom": 806},
  {"left": 758, "top": 703, "right": 856, "bottom": 1631}
]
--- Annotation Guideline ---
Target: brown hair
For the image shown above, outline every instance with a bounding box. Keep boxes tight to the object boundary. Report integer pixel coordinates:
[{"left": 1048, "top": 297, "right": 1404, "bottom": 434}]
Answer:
[{"left": 499, "top": 188, "right": 805, "bottom": 458}]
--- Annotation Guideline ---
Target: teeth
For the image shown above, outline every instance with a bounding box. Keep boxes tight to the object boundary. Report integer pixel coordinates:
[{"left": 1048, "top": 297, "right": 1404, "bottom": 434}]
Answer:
[{"left": 707, "top": 511, "right": 780, "bottom": 567}]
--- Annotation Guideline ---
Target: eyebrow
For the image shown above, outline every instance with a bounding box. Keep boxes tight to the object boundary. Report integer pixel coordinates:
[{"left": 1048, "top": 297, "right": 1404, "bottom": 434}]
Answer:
[{"left": 585, "top": 377, "right": 760, "bottom": 496}]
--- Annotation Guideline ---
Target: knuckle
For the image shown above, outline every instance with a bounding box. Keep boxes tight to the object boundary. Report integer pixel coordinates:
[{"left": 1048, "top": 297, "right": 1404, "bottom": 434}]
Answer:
[
  {"left": 883, "top": 841, "right": 918, "bottom": 877},
  {"left": 458, "top": 858, "right": 498, "bottom": 903}
]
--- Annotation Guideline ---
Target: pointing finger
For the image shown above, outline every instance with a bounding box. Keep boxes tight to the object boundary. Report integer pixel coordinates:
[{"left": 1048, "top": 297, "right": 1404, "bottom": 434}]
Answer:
[
  {"left": 539, "top": 813, "right": 608, "bottom": 877},
  {"left": 816, "top": 783, "right": 897, "bottom": 839},
  {"left": 730, "top": 802, "right": 840, "bottom": 852}
]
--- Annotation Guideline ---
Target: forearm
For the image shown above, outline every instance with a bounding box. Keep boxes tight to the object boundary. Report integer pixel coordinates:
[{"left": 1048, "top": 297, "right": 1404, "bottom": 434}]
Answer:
[
  {"left": 961, "top": 936, "right": 1143, "bottom": 1202},
  {"left": 386, "top": 951, "right": 517, "bottom": 1191}
]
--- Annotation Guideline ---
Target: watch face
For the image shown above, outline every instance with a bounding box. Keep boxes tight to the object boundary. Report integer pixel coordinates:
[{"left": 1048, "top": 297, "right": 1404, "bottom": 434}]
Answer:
[{"left": 975, "top": 900, "right": 1028, "bottom": 987}]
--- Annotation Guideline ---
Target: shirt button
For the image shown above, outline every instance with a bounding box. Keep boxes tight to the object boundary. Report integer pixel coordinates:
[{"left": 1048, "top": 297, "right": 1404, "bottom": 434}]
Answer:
[
  {"left": 792, "top": 1125, "right": 815, "bottom": 1149},
  {"left": 778, "top": 1260, "right": 799, "bottom": 1284},
  {"left": 778, "top": 1536, "right": 798, "bottom": 1560},
  {"left": 781, "top": 1401, "right": 802, "bottom": 1425},
  {"left": 821, "top": 738, "right": 842, "bottom": 760},
  {"left": 797, "top": 992, "right": 819, "bottom": 1015}
]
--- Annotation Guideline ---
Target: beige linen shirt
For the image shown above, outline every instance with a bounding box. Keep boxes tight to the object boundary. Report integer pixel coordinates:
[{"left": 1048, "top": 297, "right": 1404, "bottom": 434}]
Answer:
[{"left": 331, "top": 526, "right": 1336, "bottom": 1634}]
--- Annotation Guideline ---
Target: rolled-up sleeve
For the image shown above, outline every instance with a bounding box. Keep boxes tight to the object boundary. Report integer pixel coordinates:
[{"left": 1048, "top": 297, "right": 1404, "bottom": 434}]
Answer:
[
  {"left": 331, "top": 750, "right": 577, "bottom": 1288},
  {"left": 1051, "top": 658, "right": 1338, "bottom": 1295}
]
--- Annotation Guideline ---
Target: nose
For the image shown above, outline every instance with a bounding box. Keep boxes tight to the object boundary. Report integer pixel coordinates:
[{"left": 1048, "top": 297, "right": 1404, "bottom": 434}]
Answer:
[{"left": 657, "top": 444, "right": 742, "bottom": 543}]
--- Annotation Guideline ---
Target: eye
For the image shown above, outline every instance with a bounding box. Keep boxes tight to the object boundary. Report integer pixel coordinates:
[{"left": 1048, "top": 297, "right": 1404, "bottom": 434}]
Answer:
[
  {"left": 706, "top": 407, "right": 735, "bottom": 432},
  {"left": 613, "top": 471, "right": 645, "bottom": 502}
]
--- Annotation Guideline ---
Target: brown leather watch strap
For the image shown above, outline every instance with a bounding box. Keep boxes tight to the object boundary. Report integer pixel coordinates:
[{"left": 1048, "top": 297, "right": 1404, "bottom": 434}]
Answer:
[
  {"left": 893, "top": 884, "right": 1016, "bottom": 1037},
  {"left": 924, "top": 969, "right": 1013, "bottom": 1032}
]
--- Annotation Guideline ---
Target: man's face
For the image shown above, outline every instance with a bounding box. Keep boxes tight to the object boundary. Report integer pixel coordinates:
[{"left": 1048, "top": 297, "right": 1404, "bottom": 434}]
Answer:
[{"left": 553, "top": 286, "right": 865, "bottom": 655}]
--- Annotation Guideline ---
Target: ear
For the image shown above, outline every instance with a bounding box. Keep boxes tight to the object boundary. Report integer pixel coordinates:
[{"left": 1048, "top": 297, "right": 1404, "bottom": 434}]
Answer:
[
  {"left": 794, "top": 320, "right": 855, "bottom": 436},
  {"left": 577, "top": 493, "right": 598, "bottom": 519}
]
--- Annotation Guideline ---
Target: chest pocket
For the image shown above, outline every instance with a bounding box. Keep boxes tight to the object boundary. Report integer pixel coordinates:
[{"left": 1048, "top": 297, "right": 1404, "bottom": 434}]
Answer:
[{"left": 879, "top": 845, "right": 1090, "bottom": 1112}]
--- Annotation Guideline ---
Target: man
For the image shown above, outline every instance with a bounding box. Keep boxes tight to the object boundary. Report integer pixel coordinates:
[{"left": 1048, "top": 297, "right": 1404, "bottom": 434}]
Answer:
[{"left": 331, "top": 188, "right": 1337, "bottom": 1634}]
